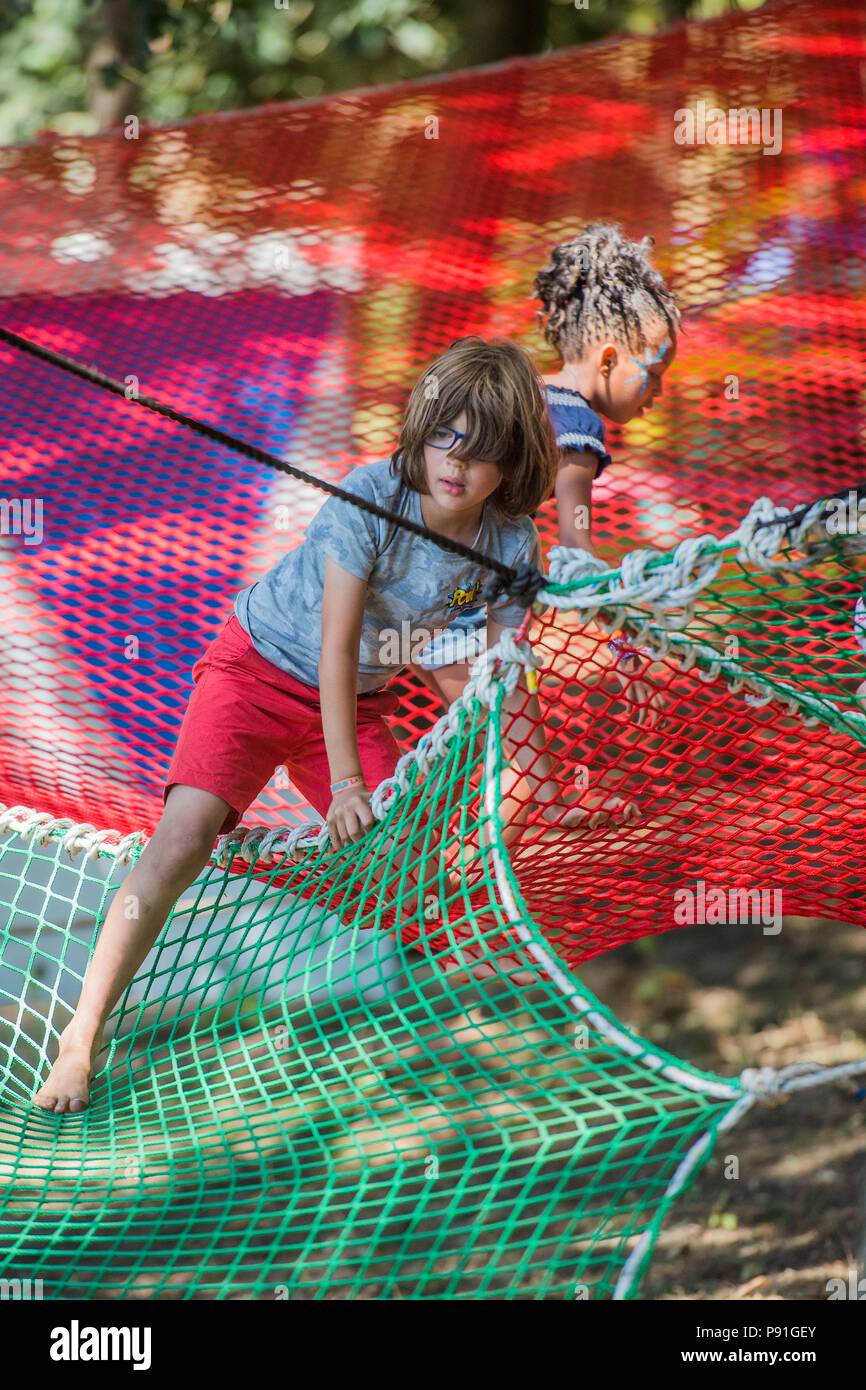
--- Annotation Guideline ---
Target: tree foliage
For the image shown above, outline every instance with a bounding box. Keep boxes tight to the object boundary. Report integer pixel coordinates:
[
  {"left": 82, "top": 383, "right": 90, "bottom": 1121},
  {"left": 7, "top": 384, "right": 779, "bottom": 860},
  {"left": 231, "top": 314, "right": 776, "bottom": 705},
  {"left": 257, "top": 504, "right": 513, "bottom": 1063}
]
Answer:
[{"left": 0, "top": 0, "right": 767, "bottom": 144}]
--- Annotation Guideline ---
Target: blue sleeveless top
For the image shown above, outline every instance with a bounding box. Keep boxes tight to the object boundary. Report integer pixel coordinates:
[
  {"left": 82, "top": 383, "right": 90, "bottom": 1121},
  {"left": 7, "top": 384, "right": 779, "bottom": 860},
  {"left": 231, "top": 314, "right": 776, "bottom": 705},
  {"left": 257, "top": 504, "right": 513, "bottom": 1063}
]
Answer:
[{"left": 544, "top": 384, "right": 612, "bottom": 479}]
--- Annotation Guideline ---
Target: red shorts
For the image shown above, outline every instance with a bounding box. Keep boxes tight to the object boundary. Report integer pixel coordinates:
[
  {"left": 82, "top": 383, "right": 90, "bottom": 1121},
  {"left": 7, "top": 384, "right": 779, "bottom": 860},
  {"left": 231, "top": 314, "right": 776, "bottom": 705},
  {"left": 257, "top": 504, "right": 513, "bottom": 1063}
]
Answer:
[{"left": 165, "top": 615, "right": 403, "bottom": 834}]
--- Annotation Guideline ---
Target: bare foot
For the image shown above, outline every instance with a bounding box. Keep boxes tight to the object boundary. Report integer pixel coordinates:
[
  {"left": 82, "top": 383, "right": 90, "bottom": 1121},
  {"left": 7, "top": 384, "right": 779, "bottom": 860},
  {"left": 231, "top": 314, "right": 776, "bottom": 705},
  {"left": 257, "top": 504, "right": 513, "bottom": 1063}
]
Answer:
[
  {"left": 33, "top": 1023, "right": 103, "bottom": 1114},
  {"left": 541, "top": 793, "right": 642, "bottom": 831}
]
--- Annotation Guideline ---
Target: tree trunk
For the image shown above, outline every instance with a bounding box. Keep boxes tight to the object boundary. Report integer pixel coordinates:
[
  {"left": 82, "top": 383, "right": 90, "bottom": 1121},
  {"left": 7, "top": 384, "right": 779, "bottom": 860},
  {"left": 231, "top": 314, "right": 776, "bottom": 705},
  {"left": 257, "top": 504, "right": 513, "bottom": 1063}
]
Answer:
[
  {"left": 84, "top": 0, "right": 145, "bottom": 130},
  {"left": 458, "top": 0, "right": 551, "bottom": 65}
]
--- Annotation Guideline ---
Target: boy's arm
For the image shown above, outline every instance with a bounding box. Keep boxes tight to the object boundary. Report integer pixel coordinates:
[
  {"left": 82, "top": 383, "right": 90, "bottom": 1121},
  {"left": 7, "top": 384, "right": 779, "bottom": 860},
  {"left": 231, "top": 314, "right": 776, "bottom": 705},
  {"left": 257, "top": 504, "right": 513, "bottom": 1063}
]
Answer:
[{"left": 319, "top": 555, "right": 375, "bottom": 847}]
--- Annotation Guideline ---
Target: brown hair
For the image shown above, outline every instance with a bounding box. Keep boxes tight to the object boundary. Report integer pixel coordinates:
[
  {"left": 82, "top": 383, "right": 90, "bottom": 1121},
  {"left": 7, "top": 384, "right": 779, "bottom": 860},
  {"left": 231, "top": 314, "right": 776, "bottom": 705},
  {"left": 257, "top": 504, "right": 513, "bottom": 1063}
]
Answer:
[
  {"left": 389, "top": 336, "right": 558, "bottom": 520},
  {"left": 534, "top": 221, "right": 680, "bottom": 361}
]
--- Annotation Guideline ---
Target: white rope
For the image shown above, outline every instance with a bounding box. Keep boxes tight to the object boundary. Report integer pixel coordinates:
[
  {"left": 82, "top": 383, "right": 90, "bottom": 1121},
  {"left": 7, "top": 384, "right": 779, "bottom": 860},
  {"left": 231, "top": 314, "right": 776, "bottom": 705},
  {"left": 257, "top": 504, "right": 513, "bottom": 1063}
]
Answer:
[
  {"left": 543, "top": 494, "right": 866, "bottom": 622},
  {"left": 737, "top": 495, "right": 866, "bottom": 571},
  {"left": 741, "top": 1056, "right": 866, "bottom": 1099},
  {"left": 0, "top": 803, "right": 145, "bottom": 864},
  {"left": 478, "top": 710, "right": 742, "bottom": 1099},
  {"left": 613, "top": 1053, "right": 866, "bottom": 1298},
  {"left": 213, "top": 820, "right": 330, "bottom": 869},
  {"left": 629, "top": 627, "right": 866, "bottom": 736},
  {"left": 538, "top": 493, "right": 866, "bottom": 741},
  {"left": 613, "top": 1130, "right": 716, "bottom": 1300},
  {"left": 542, "top": 533, "right": 724, "bottom": 620}
]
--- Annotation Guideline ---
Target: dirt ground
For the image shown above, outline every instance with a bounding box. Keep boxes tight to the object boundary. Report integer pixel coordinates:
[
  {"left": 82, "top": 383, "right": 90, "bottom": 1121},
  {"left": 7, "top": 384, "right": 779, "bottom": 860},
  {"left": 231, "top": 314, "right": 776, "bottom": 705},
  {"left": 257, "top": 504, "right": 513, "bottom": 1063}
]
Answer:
[{"left": 578, "top": 914, "right": 866, "bottom": 1300}]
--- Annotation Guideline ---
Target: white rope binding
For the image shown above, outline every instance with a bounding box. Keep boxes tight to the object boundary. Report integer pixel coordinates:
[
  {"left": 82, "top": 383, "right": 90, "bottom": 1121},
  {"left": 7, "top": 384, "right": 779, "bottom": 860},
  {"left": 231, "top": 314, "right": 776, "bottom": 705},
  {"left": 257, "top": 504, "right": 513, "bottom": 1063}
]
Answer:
[
  {"left": 539, "top": 494, "right": 866, "bottom": 738},
  {"left": 0, "top": 803, "right": 145, "bottom": 864},
  {"left": 613, "top": 1054, "right": 866, "bottom": 1299},
  {"left": 737, "top": 494, "right": 866, "bottom": 571},
  {"left": 543, "top": 494, "right": 866, "bottom": 618}
]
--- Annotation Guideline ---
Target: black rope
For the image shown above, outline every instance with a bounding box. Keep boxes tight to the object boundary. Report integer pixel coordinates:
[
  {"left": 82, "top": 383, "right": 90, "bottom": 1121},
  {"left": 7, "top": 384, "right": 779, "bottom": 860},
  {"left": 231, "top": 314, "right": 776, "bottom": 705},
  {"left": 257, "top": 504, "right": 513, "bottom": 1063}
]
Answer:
[
  {"left": 484, "top": 561, "right": 545, "bottom": 608},
  {"left": 0, "top": 325, "right": 547, "bottom": 608},
  {"left": 752, "top": 480, "right": 866, "bottom": 533}
]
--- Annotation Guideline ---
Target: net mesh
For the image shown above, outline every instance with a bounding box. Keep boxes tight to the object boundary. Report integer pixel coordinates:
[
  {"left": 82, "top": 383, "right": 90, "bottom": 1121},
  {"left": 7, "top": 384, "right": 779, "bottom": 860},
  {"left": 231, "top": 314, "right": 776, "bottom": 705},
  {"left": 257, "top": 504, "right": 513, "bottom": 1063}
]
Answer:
[{"left": 0, "top": 0, "right": 864, "bottom": 1300}]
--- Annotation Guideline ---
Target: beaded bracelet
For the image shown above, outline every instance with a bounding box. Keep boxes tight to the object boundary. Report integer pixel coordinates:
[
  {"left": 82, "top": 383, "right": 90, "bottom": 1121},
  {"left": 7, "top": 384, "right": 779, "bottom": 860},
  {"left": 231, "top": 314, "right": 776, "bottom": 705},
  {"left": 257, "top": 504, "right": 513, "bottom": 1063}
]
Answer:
[{"left": 330, "top": 774, "right": 366, "bottom": 794}]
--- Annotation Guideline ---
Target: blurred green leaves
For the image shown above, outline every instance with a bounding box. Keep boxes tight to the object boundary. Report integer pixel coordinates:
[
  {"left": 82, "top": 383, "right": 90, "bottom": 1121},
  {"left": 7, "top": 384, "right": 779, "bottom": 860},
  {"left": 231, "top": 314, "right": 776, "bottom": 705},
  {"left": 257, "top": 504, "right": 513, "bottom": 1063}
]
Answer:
[{"left": 0, "top": 0, "right": 765, "bottom": 145}]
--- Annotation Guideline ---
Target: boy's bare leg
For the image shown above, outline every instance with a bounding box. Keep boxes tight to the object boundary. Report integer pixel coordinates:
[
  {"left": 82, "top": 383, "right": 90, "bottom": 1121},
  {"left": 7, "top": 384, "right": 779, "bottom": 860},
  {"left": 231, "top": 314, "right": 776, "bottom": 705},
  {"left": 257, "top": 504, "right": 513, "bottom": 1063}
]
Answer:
[
  {"left": 33, "top": 785, "right": 232, "bottom": 1114},
  {"left": 411, "top": 657, "right": 471, "bottom": 711}
]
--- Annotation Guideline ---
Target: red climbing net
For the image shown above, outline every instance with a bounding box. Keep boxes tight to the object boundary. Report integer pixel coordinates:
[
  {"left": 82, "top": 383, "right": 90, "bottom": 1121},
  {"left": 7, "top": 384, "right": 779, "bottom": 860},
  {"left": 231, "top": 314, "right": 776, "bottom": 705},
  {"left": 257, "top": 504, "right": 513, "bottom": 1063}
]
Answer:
[{"left": 0, "top": 0, "right": 864, "bottom": 965}]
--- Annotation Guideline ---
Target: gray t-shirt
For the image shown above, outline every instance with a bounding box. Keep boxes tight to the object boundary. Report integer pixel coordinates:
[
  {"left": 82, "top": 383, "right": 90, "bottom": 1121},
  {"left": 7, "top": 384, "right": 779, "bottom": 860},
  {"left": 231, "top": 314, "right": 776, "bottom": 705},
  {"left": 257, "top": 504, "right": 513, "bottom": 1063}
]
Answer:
[{"left": 233, "top": 456, "right": 542, "bottom": 694}]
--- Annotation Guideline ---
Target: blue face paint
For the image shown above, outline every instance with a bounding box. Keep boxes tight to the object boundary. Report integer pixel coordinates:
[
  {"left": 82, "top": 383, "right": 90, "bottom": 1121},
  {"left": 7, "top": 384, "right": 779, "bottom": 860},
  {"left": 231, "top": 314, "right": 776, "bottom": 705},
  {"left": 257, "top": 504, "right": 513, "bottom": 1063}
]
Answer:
[{"left": 625, "top": 337, "right": 671, "bottom": 393}]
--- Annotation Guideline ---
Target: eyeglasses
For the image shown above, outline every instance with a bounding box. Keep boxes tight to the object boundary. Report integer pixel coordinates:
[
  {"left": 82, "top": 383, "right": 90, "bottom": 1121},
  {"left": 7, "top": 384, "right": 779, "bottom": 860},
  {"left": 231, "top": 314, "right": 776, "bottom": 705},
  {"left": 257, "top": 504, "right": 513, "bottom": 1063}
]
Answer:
[{"left": 424, "top": 426, "right": 465, "bottom": 450}]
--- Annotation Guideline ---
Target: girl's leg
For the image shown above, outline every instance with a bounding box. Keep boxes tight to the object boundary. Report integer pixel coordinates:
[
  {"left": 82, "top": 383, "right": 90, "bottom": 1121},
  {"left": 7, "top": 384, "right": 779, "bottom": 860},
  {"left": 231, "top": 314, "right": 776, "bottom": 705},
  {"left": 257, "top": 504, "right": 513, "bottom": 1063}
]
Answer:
[
  {"left": 34, "top": 785, "right": 232, "bottom": 1114},
  {"left": 396, "top": 663, "right": 537, "bottom": 982},
  {"left": 376, "top": 787, "right": 538, "bottom": 986},
  {"left": 410, "top": 659, "right": 530, "bottom": 850}
]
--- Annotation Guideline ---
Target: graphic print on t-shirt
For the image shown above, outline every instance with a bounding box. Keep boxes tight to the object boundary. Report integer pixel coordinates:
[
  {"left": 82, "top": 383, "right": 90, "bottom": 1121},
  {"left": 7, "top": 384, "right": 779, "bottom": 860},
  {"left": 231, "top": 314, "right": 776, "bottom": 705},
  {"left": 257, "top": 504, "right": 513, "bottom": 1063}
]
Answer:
[{"left": 447, "top": 578, "right": 482, "bottom": 612}]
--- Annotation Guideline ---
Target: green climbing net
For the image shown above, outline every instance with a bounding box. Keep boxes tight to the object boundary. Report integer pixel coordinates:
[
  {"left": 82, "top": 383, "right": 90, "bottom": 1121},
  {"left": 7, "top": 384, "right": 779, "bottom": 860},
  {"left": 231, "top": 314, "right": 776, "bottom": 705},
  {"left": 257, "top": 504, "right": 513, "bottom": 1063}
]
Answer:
[{"left": 1, "top": 496, "right": 864, "bottom": 1300}]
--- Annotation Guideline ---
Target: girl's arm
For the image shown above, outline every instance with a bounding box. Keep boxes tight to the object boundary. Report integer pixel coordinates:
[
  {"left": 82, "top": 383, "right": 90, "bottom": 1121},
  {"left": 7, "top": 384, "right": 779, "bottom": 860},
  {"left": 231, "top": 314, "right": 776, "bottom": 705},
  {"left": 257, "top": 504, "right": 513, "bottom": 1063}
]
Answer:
[
  {"left": 554, "top": 450, "right": 599, "bottom": 556},
  {"left": 319, "top": 555, "right": 376, "bottom": 849},
  {"left": 554, "top": 451, "right": 663, "bottom": 727}
]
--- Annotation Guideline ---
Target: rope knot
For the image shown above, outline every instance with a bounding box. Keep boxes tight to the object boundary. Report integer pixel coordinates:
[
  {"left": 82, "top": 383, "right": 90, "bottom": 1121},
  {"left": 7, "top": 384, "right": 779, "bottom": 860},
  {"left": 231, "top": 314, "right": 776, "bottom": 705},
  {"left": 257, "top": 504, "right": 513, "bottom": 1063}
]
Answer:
[
  {"left": 739, "top": 1066, "right": 784, "bottom": 1103},
  {"left": 483, "top": 561, "right": 546, "bottom": 609}
]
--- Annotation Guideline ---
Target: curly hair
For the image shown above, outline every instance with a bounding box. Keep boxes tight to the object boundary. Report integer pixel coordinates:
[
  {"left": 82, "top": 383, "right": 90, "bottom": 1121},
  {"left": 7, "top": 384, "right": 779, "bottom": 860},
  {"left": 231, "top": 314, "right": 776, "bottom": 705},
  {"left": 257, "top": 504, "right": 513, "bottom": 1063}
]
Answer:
[
  {"left": 533, "top": 222, "right": 680, "bottom": 361},
  {"left": 389, "top": 336, "right": 558, "bottom": 519}
]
